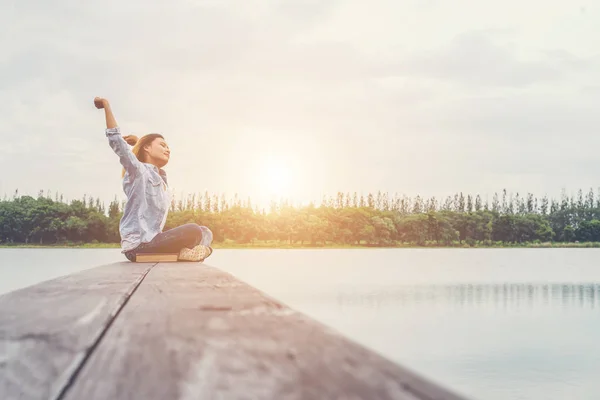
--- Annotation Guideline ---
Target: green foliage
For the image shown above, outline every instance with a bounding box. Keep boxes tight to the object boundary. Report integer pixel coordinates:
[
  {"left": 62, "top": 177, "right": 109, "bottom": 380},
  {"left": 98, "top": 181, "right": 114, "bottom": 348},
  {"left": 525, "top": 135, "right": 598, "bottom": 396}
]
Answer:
[
  {"left": 3, "top": 189, "right": 600, "bottom": 247},
  {"left": 0, "top": 193, "right": 115, "bottom": 244}
]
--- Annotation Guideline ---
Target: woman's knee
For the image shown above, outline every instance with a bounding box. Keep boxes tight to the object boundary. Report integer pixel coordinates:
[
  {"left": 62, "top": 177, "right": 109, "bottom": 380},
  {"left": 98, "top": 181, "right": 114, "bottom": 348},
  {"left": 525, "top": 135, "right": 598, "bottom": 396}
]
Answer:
[
  {"left": 181, "top": 223, "right": 203, "bottom": 242},
  {"left": 199, "top": 226, "right": 213, "bottom": 246},
  {"left": 178, "top": 223, "right": 212, "bottom": 246}
]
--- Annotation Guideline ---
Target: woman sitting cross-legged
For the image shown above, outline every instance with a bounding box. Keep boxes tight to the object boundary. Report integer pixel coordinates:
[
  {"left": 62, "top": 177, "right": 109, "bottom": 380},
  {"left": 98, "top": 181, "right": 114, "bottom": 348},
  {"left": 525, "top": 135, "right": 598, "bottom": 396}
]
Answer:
[{"left": 94, "top": 96, "right": 213, "bottom": 262}]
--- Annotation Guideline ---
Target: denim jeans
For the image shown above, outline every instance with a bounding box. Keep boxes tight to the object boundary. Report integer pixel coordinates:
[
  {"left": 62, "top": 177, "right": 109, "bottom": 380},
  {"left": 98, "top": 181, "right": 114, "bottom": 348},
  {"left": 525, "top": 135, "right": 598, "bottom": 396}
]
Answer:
[{"left": 124, "top": 223, "right": 213, "bottom": 262}]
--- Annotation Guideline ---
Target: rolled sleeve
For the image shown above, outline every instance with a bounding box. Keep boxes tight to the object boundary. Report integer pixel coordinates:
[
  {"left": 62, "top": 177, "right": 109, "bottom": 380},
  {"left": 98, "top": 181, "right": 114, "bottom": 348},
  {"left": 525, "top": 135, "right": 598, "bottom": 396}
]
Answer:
[
  {"left": 105, "top": 127, "right": 121, "bottom": 137},
  {"left": 106, "top": 127, "right": 143, "bottom": 177}
]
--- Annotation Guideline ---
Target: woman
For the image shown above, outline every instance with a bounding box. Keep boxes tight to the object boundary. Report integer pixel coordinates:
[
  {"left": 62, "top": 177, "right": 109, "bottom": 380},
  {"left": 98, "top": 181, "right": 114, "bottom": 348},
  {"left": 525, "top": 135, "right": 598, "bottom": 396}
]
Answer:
[{"left": 94, "top": 96, "right": 213, "bottom": 262}]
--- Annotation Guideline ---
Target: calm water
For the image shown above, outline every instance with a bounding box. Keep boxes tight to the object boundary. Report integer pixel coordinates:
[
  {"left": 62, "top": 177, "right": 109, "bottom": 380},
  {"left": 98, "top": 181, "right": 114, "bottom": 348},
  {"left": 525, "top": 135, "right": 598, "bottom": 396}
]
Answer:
[{"left": 1, "top": 248, "right": 599, "bottom": 400}]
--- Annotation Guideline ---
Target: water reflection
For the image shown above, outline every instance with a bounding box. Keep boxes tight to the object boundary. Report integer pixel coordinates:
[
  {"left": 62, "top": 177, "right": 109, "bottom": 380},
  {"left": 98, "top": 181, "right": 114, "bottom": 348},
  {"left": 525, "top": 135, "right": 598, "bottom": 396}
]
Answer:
[{"left": 336, "top": 283, "right": 600, "bottom": 310}]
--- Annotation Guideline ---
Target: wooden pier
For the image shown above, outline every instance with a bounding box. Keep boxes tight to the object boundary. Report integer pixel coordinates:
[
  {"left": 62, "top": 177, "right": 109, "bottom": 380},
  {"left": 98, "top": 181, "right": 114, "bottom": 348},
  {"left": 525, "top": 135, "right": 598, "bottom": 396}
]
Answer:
[{"left": 0, "top": 262, "right": 470, "bottom": 400}]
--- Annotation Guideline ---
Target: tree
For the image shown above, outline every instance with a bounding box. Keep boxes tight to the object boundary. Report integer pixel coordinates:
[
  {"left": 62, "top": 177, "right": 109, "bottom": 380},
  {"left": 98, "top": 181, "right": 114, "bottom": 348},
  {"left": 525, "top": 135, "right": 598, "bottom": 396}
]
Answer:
[
  {"left": 475, "top": 195, "right": 482, "bottom": 212},
  {"left": 367, "top": 193, "right": 375, "bottom": 209},
  {"left": 4, "top": 187, "right": 600, "bottom": 248}
]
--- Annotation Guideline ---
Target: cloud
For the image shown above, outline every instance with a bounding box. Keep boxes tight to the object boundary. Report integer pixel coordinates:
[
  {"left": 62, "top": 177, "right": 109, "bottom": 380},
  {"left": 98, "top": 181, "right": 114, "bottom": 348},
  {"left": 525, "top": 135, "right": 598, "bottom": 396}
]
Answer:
[{"left": 397, "top": 31, "right": 562, "bottom": 88}]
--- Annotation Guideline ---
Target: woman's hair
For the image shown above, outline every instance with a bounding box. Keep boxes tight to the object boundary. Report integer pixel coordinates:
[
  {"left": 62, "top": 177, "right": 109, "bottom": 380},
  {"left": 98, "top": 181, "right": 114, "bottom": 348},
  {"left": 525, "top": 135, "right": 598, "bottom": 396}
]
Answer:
[{"left": 121, "top": 133, "right": 164, "bottom": 177}]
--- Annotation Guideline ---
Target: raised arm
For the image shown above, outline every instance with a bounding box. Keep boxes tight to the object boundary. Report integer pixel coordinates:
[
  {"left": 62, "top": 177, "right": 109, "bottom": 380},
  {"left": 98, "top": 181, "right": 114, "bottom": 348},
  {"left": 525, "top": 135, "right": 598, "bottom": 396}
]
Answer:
[{"left": 94, "top": 97, "right": 143, "bottom": 177}]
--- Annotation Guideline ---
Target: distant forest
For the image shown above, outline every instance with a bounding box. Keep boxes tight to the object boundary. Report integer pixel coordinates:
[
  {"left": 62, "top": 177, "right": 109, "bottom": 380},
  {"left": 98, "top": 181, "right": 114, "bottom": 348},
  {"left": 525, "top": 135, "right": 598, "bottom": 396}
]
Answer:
[{"left": 2, "top": 188, "right": 600, "bottom": 247}]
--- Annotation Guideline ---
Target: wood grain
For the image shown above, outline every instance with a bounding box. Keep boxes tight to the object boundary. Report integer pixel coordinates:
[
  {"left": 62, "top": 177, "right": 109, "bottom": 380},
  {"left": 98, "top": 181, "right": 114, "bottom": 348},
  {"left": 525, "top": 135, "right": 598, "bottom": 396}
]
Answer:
[
  {"left": 62, "top": 263, "right": 469, "bottom": 400},
  {"left": 0, "top": 262, "right": 153, "bottom": 400},
  {"left": 135, "top": 254, "right": 178, "bottom": 262}
]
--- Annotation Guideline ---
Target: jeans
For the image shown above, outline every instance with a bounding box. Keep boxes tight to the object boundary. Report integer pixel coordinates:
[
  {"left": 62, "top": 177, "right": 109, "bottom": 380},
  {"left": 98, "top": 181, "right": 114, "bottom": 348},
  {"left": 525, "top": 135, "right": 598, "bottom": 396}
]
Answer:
[{"left": 124, "top": 223, "right": 213, "bottom": 262}]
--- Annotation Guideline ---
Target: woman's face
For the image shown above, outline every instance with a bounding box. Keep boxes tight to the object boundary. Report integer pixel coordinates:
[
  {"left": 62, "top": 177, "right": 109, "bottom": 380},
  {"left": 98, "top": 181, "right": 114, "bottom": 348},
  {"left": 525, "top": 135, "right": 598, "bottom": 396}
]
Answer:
[{"left": 145, "top": 137, "right": 170, "bottom": 168}]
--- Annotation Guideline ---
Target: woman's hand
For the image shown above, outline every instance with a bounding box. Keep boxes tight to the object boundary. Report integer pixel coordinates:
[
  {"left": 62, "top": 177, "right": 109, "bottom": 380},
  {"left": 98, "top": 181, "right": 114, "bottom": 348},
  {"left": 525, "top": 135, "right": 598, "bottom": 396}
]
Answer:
[
  {"left": 94, "top": 97, "right": 109, "bottom": 109},
  {"left": 95, "top": 97, "right": 117, "bottom": 129}
]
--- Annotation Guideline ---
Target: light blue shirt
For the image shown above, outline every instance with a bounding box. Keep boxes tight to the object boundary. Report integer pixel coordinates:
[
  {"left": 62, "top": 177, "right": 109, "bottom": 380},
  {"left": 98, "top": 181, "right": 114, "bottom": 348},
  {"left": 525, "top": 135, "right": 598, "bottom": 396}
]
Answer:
[{"left": 106, "top": 127, "right": 171, "bottom": 252}]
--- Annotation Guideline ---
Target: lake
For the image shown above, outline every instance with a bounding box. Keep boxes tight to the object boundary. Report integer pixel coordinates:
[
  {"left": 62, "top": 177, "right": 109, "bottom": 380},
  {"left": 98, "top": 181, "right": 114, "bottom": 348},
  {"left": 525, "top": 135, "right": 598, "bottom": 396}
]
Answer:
[{"left": 1, "top": 248, "right": 599, "bottom": 400}]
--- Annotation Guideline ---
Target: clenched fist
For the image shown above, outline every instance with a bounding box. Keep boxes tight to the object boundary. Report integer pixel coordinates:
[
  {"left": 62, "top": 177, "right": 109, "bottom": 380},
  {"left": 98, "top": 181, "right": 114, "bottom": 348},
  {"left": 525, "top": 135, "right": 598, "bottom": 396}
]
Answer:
[{"left": 94, "top": 97, "right": 109, "bottom": 109}]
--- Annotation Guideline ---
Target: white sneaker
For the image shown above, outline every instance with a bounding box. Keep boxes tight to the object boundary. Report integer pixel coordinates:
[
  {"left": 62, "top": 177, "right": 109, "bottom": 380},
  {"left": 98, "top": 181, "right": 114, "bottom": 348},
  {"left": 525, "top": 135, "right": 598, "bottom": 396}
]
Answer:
[{"left": 178, "top": 245, "right": 213, "bottom": 262}]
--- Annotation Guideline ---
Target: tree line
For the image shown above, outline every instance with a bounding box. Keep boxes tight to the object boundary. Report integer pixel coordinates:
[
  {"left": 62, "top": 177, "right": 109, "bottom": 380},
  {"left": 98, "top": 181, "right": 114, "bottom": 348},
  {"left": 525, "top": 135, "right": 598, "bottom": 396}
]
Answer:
[{"left": 2, "top": 188, "right": 600, "bottom": 246}]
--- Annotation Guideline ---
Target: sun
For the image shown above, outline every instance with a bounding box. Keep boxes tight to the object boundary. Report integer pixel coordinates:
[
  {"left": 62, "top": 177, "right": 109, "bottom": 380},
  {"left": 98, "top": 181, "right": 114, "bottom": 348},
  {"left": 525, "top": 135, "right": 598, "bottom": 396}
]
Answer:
[{"left": 259, "top": 157, "right": 293, "bottom": 197}]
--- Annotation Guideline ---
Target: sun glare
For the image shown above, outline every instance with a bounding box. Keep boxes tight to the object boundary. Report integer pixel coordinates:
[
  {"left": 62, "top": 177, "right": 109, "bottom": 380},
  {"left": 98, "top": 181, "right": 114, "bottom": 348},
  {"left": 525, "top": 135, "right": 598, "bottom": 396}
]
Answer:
[{"left": 259, "top": 158, "right": 293, "bottom": 197}]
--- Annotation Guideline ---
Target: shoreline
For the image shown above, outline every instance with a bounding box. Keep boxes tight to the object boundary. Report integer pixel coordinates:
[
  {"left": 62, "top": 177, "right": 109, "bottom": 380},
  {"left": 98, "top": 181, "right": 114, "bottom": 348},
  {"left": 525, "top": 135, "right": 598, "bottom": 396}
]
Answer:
[{"left": 2, "top": 242, "right": 600, "bottom": 249}]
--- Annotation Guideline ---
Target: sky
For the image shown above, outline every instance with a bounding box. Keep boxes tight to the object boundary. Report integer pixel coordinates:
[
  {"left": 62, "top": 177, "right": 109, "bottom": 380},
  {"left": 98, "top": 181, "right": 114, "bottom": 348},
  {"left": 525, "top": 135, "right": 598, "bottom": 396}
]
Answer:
[{"left": 1, "top": 0, "right": 600, "bottom": 208}]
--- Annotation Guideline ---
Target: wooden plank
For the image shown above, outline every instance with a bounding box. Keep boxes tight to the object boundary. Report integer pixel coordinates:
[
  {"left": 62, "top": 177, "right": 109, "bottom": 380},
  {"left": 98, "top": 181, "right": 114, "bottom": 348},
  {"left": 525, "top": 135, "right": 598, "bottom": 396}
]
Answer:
[
  {"left": 135, "top": 253, "right": 179, "bottom": 262},
  {"left": 62, "top": 264, "right": 469, "bottom": 400},
  {"left": 0, "top": 262, "right": 154, "bottom": 400}
]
